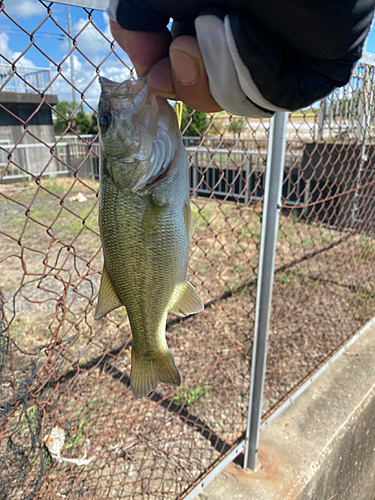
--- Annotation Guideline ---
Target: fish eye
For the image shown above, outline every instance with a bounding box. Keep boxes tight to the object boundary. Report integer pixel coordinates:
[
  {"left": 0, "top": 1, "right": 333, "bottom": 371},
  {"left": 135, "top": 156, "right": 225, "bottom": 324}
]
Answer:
[{"left": 99, "top": 112, "right": 111, "bottom": 130}]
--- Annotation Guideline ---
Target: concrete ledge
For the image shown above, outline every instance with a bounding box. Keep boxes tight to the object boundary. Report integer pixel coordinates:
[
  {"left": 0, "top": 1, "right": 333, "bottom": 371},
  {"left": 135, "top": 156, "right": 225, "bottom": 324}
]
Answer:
[
  {"left": 0, "top": 92, "right": 58, "bottom": 105},
  {"left": 199, "top": 322, "right": 375, "bottom": 500}
]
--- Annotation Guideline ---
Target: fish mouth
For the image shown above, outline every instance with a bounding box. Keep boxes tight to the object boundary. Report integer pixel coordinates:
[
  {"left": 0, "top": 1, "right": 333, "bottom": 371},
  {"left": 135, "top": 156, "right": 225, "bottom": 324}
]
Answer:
[{"left": 99, "top": 76, "right": 147, "bottom": 102}]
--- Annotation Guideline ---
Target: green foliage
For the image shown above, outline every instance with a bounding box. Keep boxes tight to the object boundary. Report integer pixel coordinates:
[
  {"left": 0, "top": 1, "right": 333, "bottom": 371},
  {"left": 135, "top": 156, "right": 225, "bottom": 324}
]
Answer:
[
  {"left": 65, "top": 402, "right": 98, "bottom": 450},
  {"left": 223, "top": 282, "right": 248, "bottom": 296},
  {"left": 361, "top": 236, "right": 375, "bottom": 264},
  {"left": 174, "top": 379, "right": 212, "bottom": 407},
  {"left": 227, "top": 117, "right": 245, "bottom": 134},
  {"left": 349, "top": 286, "right": 375, "bottom": 321},
  {"left": 53, "top": 101, "right": 98, "bottom": 136},
  {"left": 181, "top": 104, "right": 210, "bottom": 137},
  {"left": 276, "top": 270, "right": 325, "bottom": 289},
  {"left": 75, "top": 109, "right": 98, "bottom": 135}
]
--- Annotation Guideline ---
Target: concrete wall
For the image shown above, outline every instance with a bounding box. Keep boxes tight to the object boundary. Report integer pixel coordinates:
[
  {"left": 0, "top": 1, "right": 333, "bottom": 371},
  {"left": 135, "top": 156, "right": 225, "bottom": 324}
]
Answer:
[{"left": 199, "top": 320, "right": 375, "bottom": 500}]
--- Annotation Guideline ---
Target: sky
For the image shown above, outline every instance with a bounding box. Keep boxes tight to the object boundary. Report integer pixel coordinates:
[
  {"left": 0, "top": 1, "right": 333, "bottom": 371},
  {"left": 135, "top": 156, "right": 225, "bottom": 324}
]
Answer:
[
  {"left": 0, "top": 0, "right": 133, "bottom": 110},
  {"left": 1, "top": 0, "right": 375, "bottom": 112}
]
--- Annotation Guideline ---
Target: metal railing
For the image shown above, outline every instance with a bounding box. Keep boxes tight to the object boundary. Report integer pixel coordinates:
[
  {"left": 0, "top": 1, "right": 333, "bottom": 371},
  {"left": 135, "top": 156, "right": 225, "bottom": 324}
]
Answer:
[{"left": 0, "top": 64, "right": 53, "bottom": 94}]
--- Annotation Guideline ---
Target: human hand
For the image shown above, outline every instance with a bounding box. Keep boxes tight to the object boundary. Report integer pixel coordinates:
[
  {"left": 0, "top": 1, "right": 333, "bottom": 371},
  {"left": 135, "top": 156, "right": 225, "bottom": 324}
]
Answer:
[{"left": 110, "top": 20, "right": 222, "bottom": 113}]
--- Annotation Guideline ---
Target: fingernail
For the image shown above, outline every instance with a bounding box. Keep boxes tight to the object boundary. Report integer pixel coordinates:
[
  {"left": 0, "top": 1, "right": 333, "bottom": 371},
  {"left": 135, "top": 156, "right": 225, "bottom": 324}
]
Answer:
[{"left": 170, "top": 51, "right": 199, "bottom": 85}]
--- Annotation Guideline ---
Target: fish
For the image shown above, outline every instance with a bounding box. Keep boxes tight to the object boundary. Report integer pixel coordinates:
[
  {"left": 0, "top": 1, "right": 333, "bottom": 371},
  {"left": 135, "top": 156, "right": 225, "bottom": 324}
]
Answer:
[{"left": 94, "top": 77, "right": 204, "bottom": 399}]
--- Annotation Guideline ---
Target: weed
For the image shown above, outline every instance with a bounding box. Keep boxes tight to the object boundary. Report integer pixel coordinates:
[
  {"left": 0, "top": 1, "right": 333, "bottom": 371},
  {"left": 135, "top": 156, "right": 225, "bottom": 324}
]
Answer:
[
  {"left": 223, "top": 281, "right": 247, "bottom": 296},
  {"left": 116, "top": 308, "right": 127, "bottom": 319},
  {"left": 237, "top": 215, "right": 261, "bottom": 243},
  {"left": 65, "top": 400, "right": 99, "bottom": 450},
  {"left": 8, "top": 406, "right": 40, "bottom": 436},
  {"left": 235, "top": 264, "right": 247, "bottom": 273},
  {"left": 276, "top": 271, "right": 325, "bottom": 289},
  {"left": 31, "top": 448, "right": 52, "bottom": 466},
  {"left": 277, "top": 271, "right": 299, "bottom": 287},
  {"left": 174, "top": 379, "right": 212, "bottom": 407},
  {"left": 42, "top": 178, "right": 71, "bottom": 194},
  {"left": 349, "top": 287, "right": 375, "bottom": 320},
  {"left": 322, "top": 234, "right": 333, "bottom": 244},
  {"left": 361, "top": 236, "right": 375, "bottom": 264}
]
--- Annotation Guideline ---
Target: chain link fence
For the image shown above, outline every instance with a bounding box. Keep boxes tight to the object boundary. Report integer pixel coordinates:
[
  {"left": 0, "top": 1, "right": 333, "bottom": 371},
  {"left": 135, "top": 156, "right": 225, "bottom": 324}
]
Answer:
[{"left": 1, "top": 1, "right": 375, "bottom": 499}]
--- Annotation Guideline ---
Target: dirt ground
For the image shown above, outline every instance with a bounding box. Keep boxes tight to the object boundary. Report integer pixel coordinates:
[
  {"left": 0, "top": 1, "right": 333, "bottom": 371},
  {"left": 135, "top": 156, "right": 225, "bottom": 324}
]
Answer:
[{"left": 1, "top": 177, "right": 375, "bottom": 499}]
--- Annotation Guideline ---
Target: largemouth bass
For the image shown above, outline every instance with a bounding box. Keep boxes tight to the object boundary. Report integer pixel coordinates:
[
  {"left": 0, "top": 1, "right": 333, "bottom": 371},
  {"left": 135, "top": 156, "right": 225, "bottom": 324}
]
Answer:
[{"left": 95, "top": 77, "right": 203, "bottom": 399}]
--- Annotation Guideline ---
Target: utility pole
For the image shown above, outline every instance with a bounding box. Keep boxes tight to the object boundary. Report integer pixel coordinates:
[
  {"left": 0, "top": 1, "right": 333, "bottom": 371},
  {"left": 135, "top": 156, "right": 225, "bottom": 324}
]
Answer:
[{"left": 67, "top": 6, "right": 77, "bottom": 104}]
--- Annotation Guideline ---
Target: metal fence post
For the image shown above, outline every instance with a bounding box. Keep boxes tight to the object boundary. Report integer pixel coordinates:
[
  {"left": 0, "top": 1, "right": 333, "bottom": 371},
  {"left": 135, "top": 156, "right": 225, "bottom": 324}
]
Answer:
[
  {"left": 244, "top": 112, "right": 288, "bottom": 470},
  {"left": 244, "top": 155, "right": 251, "bottom": 206},
  {"left": 193, "top": 153, "right": 199, "bottom": 199},
  {"left": 66, "top": 143, "right": 72, "bottom": 175}
]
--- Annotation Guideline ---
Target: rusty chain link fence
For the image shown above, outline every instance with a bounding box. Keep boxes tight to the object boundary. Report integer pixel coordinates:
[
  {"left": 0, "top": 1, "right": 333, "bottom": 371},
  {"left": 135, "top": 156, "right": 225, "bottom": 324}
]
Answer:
[{"left": 1, "top": 1, "right": 375, "bottom": 498}]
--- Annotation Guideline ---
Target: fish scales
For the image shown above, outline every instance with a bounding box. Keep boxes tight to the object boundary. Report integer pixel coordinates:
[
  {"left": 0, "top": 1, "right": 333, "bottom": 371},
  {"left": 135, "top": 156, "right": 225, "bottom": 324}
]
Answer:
[{"left": 95, "top": 77, "right": 203, "bottom": 399}]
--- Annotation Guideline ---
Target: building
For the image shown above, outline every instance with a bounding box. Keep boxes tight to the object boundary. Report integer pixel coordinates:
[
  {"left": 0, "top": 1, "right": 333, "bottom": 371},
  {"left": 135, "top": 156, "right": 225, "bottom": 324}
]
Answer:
[{"left": 0, "top": 65, "right": 59, "bottom": 181}]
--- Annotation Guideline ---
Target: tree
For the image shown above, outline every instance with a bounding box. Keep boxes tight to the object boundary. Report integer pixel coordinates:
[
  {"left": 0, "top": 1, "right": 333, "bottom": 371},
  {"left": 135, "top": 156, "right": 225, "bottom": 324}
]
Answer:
[
  {"left": 53, "top": 101, "right": 98, "bottom": 136},
  {"left": 180, "top": 104, "right": 210, "bottom": 137},
  {"left": 74, "top": 109, "right": 98, "bottom": 135}
]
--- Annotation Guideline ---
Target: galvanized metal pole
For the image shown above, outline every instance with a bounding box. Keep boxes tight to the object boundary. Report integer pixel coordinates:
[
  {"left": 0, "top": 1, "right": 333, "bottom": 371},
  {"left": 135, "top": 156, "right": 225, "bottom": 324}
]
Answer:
[
  {"left": 67, "top": 6, "right": 77, "bottom": 104},
  {"left": 244, "top": 112, "right": 288, "bottom": 470}
]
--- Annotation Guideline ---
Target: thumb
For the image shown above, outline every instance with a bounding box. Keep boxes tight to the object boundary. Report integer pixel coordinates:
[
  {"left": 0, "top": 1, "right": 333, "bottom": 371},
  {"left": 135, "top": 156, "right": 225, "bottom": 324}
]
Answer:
[{"left": 110, "top": 20, "right": 172, "bottom": 77}]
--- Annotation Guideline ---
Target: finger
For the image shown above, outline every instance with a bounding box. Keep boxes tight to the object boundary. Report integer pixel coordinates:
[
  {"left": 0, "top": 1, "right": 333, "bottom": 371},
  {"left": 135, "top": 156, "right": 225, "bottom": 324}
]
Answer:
[
  {"left": 169, "top": 36, "right": 222, "bottom": 113},
  {"left": 110, "top": 20, "right": 172, "bottom": 77},
  {"left": 147, "top": 57, "right": 176, "bottom": 99}
]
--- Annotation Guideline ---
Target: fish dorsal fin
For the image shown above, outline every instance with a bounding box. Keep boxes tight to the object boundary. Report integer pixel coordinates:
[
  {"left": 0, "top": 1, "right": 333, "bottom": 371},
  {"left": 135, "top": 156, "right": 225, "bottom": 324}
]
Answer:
[
  {"left": 184, "top": 202, "right": 193, "bottom": 243},
  {"left": 94, "top": 264, "right": 123, "bottom": 320},
  {"left": 170, "top": 280, "right": 204, "bottom": 317}
]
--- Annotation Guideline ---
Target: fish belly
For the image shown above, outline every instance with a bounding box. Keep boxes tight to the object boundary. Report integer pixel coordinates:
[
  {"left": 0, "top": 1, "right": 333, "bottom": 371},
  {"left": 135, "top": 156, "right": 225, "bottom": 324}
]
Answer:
[{"left": 100, "top": 175, "right": 187, "bottom": 398}]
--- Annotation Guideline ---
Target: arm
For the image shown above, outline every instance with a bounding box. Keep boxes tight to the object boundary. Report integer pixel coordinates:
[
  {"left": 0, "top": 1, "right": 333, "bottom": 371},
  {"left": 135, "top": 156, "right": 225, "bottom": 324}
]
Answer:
[{"left": 108, "top": 0, "right": 375, "bottom": 116}]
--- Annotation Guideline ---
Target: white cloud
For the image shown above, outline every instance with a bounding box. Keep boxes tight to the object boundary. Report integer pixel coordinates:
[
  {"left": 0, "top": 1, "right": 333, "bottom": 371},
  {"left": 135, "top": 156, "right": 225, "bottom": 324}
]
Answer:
[
  {"left": 4, "top": 0, "right": 46, "bottom": 18},
  {"left": 70, "top": 13, "right": 113, "bottom": 63},
  {"left": 0, "top": 32, "right": 35, "bottom": 67},
  {"left": 49, "top": 12, "right": 132, "bottom": 108},
  {"left": 49, "top": 53, "right": 131, "bottom": 109},
  {"left": 1, "top": 9, "right": 133, "bottom": 109}
]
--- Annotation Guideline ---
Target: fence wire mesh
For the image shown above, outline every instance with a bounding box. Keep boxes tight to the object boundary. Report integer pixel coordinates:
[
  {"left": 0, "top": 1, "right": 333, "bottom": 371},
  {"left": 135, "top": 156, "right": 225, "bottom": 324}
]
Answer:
[{"left": 0, "top": 1, "right": 375, "bottom": 499}]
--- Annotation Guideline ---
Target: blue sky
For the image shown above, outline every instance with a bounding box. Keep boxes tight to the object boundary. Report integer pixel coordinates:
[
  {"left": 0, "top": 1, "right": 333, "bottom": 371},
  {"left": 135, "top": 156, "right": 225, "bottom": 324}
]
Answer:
[
  {"left": 1, "top": 0, "right": 375, "bottom": 111},
  {"left": 0, "top": 0, "right": 132, "bottom": 110}
]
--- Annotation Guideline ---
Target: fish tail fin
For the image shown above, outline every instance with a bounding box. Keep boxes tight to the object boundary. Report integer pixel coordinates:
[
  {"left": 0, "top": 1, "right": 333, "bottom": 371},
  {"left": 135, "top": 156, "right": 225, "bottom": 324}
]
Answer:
[{"left": 130, "top": 347, "right": 181, "bottom": 400}]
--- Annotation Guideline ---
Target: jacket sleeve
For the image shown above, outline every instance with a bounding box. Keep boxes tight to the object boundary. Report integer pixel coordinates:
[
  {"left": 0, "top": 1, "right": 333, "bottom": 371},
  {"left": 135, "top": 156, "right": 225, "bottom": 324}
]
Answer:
[{"left": 107, "top": 0, "right": 375, "bottom": 117}]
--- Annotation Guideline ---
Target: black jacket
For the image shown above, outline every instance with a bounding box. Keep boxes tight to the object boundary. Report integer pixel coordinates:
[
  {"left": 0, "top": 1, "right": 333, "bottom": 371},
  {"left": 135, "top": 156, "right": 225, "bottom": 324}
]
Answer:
[{"left": 108, "top": 0, "right": 375, "bottom": 116}]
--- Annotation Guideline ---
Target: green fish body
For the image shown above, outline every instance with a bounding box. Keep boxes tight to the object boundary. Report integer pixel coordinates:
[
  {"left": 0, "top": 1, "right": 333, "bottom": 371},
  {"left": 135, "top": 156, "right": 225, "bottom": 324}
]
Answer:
[{"left": 95, "top": 77, "right": 203, "bottom": 399}]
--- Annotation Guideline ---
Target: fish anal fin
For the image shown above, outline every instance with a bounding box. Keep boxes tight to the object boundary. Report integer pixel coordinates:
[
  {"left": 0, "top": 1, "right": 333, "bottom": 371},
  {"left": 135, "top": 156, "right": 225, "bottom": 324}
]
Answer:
[
  {"left": 94, "top": 264, "right": 123, "bottom": 320},
  {"left": 130, "top": 348, "right": 181, "bottom": 399},
  {"left": 170, "top": 280, "right": 204, "bottom": 317},
  {"left": 184, "top": 202, "right": 193, "bottom": 243}
]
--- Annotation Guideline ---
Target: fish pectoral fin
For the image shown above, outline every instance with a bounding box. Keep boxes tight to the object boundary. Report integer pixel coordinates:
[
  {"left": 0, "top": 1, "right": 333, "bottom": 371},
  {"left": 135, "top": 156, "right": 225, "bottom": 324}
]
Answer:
[
  {"left": 94, "top": 264, "right": 123, "bottom": 320},
  {"left": 170, "top": 280, "right": 204, "bottom": 317},
  {"left": 184, "top": 202, "right": 193, "bottom": 243},
  {"left": 130, "top": 348, "right": 181, "bottom": 399}
]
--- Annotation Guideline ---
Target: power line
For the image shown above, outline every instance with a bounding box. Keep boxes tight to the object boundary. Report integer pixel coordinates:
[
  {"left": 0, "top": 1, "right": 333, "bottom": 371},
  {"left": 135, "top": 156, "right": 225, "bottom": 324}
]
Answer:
[{"left": 0, "top": 26, "right": 65, "bottom": 40}]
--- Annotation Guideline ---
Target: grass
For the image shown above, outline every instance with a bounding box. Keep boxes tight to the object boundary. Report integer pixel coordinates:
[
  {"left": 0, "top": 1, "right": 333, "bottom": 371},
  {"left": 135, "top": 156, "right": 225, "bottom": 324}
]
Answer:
[
  {"left": 361, "top": 236, "right": 375, "bottom": 264},
  {"left": 65, "top": 400, "right": 99, "bottom": 451},
  {"left": 236, "top": 214, "right": 261, "bottom": 243},
  {"left": 6, "top": 405, "right": 40, "bottom": 436},
  {"left": 349, "top": 286, "right": 375, "bottom": 321},
  {"left": 115, "top": 308, "right": 127, "bottom": 320},
  {"left": 276, "top": 270, "right": 325, "bottom": 289},
  {"left": 174, "top": 379, "right": 212, "bottom": 407}
]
